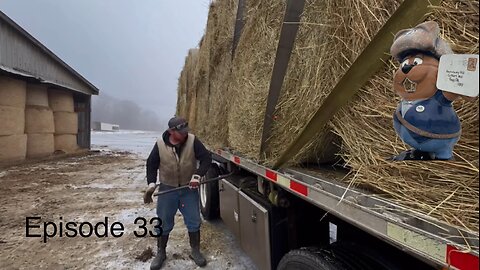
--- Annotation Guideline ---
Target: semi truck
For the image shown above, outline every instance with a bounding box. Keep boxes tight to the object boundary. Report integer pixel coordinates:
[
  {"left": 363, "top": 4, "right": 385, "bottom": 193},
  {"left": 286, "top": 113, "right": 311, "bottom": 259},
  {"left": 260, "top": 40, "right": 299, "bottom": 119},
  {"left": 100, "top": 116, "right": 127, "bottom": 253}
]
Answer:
[{"left": 196, "top": 149, "right": 479, "bottom": 270}]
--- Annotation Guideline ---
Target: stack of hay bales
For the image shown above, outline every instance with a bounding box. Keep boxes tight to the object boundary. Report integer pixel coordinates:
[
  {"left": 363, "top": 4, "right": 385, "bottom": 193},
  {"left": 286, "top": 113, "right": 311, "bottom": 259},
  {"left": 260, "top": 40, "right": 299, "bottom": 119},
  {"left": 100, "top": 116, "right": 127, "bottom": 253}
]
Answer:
[
  {"left": 49, "top": 89, "right": 78, "bottom": 153},
  {"left": 176, "top": 0, "right": 238, "bottom": 148},
  {"left": 0, "top": 76, "right": 27, "bottom": 162},
  {"left": 25, "top": 84, "right": 55, "bottom": 158},
  {"left": 177, "top": 0, "right": 478, "bottom": 231}
]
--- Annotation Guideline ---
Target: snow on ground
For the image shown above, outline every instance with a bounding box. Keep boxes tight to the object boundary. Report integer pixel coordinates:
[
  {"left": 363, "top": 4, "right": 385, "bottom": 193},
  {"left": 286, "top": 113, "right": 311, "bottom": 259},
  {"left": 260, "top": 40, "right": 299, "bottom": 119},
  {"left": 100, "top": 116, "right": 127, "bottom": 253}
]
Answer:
[{"left": 92, "top": 130, "right": 162, "bottom": 158}]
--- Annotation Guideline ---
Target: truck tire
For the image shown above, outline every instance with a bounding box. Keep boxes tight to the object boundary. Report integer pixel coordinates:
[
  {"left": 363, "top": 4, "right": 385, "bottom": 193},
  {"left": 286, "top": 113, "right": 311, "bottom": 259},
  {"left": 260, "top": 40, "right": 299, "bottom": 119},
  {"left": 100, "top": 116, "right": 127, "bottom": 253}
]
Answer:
[
  {"left": 330, "top": 242, "right": 409, "bottom": 270},
  {"left": 277, "top": 247, "right": 347, "bottom": 270},
  {"left": 199, "top": 164, "right": 220, "bottom": 220}
]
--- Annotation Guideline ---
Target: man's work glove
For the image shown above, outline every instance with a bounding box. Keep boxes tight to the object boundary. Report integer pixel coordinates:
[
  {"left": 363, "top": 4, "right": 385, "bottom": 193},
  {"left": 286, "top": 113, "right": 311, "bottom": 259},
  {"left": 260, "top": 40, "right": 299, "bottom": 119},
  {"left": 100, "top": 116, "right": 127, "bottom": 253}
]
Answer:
[
  {"left": 144, "top": 183, "right": 156, "bottom": 204},
  {"left": 189, "top": 174, "right": 201, "bottom": 189}
]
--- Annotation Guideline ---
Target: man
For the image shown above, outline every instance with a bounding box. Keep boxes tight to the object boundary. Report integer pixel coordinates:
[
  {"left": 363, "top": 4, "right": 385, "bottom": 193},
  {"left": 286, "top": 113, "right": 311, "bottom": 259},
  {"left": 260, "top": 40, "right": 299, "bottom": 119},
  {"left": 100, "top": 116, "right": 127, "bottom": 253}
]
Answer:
[{"left": 144, "top": 116, "right": 212, "bottom": 269}]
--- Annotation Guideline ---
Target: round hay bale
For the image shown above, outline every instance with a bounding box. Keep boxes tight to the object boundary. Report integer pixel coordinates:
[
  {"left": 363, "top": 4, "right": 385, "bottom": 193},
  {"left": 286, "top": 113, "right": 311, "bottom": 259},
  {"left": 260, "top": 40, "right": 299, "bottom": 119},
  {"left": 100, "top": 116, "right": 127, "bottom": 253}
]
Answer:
[
  {"left": 26, "top": 84, "right": 49, "bottom": 107},
  {"left": 26, "top": 133, "right": 54, "bottom": 158},
  {"left": 25, "top": 106, "right": 55, "bottom": 134},
  {"left": 0, "top": 106, "right": 25, "bottom": 135},
  {"left": 0, "top": 76, "right": 26, "bottom": 108},
  {"left": 48, "top": 89, "right": 74, "bottom": 112},
  {"left": 54, "top": 134, "right": 78, "bottom": 153},
  {"left": 227, "top": 0, "right": 286, "bottom": 160},
  {"left": 0, "top": 134, "right": 27, "bottom": 162},
  {"left": 53, "top": 112, "right": 78, "bottom": 134}
]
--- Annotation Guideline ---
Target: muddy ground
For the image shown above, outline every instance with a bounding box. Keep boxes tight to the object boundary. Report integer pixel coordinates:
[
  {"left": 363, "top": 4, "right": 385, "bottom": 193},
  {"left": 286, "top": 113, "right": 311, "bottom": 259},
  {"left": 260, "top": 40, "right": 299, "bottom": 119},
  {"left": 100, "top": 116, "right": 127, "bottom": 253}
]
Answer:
[{"left": 0, "top": 150, "right": 256, "bottom": 270}]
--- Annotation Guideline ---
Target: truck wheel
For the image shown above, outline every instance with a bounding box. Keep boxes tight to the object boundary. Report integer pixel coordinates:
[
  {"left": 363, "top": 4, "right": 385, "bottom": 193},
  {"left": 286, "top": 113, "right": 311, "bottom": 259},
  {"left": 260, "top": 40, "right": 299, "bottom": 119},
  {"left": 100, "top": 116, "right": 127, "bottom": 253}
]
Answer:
[
  {"left": 199, "top": 164, "right": 220, "bottom": 220},
  {"left": 277, "top": 247, "right": 347, "bottom": 270},
  {"left": 330, "top": 242, "right": 404, "bottom": 270}
]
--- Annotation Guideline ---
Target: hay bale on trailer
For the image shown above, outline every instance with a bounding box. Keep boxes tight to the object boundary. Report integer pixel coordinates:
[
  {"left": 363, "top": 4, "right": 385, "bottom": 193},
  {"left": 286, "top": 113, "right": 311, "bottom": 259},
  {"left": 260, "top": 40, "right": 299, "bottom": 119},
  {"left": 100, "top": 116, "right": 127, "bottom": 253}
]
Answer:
[
  {"left": 191, "top": 12, "right": 214, "bottom": 139},
  {"left": 265, "top": 0, "right": 401, "bottom": 164},
  {"left": 176, "top": 48, "right": 200, "bottom": 121},
  {"left": 227, "top": 0, "right": 286, "bottom": 159},
  {"left": 186, "top": 49, "right": 200, "bottom": 129},
  {"left": 202, "top": 0, "right": 238, "bottom": 148}
]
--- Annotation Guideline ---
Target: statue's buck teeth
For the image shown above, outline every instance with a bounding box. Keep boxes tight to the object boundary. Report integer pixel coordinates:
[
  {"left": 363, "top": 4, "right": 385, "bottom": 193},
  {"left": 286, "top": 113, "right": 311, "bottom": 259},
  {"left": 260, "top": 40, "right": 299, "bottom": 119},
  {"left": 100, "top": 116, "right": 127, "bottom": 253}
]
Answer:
[{"left": 403, "top": 78, "right": 417, "bottom": 93}]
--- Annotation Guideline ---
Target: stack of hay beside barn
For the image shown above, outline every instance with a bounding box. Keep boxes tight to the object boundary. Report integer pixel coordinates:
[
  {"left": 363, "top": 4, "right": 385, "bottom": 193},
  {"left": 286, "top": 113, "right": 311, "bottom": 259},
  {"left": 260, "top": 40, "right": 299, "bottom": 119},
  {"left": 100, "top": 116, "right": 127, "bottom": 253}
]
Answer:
[
  {"left": 0, "top": 11, "right": 99, "bottom": 163},
  {"left": 0, "top": 77, "right": 27, "bottom": 162},
  {"left": 25, "top": 84, "right": 55, "bottom": 157},
  {"left": 50, "top": 89, "right": 79, "bottom": 153}
]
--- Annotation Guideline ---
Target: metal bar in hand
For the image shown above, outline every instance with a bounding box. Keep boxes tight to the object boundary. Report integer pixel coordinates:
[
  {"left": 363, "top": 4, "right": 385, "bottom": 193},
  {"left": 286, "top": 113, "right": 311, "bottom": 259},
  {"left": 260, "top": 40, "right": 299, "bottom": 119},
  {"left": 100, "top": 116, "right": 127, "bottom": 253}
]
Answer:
[{"left": 153, "top": 172, "right": 234, "bottom": 197}]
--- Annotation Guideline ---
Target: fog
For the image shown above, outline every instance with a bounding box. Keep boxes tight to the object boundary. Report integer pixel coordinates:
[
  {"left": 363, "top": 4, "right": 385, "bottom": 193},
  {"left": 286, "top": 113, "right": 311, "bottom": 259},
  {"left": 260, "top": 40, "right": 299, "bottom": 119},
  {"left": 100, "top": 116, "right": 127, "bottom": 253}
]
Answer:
[
  {"left": 92, "top": 93, "right": 168, "bottom": 131},
  {"left": 0, "top": 0, "right": 210, "bottom": 131}
]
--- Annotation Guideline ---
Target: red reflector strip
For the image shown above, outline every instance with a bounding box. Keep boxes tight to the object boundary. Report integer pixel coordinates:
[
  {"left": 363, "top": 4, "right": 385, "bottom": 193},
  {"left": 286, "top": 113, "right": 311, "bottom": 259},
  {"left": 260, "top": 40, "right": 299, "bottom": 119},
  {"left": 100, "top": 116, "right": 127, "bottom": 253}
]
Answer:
[
  {"left": 266, "top": 170, "right": 277, "bottom": 181},
  {"left": 290, "top": 181, "right": 308, "bottom": 196},
  {"left": 447, "top": 245, "right": 479, "bottom": 270},
  {"left": 233, "top": 156, "right": 240, "bottom": 164}
]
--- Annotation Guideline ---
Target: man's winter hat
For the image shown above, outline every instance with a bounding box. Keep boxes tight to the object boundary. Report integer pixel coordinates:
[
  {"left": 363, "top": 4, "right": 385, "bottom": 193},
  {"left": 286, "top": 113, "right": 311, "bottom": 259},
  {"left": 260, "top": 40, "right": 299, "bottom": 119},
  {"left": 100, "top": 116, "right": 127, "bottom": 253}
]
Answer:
[
  {"left": 390, "top": 21, "right": 453, "bottom": 61},
  {"left": 168, "top": 116, "right": 189, "bottom": 133}
]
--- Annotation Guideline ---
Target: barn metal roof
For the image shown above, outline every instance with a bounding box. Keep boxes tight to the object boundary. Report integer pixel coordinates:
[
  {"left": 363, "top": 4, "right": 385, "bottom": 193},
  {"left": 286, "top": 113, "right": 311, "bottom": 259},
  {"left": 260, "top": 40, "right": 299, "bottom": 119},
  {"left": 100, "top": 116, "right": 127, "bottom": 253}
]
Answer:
[{"left": 0, "top": 11, "right": 99, "bottom": 95}]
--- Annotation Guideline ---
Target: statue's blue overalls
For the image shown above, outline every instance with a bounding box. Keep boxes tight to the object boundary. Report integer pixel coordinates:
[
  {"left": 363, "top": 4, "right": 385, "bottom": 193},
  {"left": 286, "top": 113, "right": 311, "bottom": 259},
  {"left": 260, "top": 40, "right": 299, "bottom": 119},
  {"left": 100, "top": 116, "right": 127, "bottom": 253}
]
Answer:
[{"left": 393, "top": 90, "right": 461, "bottom": 160}]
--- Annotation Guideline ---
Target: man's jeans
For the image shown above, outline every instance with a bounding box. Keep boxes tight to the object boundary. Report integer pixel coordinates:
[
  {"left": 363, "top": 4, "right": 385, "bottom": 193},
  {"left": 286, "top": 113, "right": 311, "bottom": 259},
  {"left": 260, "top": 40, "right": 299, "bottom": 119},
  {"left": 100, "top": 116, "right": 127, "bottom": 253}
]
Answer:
[{"left": 155, "top": 183, "right": 201, "bottom": 236}]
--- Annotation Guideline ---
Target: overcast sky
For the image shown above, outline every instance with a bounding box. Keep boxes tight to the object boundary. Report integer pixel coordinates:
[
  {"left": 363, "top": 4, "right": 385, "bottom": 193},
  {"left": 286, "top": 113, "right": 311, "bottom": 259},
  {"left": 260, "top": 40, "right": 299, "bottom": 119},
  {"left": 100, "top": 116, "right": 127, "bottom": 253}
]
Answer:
[{"left": 0, "top": 0, "right": 210, "bottom": 126}]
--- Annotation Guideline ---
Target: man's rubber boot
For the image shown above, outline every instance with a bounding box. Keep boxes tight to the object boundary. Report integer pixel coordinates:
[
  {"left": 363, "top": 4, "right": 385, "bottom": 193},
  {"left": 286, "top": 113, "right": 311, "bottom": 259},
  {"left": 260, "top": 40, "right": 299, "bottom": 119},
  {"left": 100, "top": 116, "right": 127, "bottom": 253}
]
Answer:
[
  {"left": 150, "top": 235, "right": 169, "bottom": 270},
  {"left": 188, "top": 231, "right": 207, "bottom": 267}
]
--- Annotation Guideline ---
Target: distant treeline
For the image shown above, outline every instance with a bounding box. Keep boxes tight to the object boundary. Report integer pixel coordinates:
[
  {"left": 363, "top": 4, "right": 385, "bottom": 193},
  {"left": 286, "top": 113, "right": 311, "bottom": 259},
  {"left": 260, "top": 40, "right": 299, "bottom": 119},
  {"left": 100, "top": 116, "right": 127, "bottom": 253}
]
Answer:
[{"left": 92, "top": 93, "right": 167, "bottom": 131}]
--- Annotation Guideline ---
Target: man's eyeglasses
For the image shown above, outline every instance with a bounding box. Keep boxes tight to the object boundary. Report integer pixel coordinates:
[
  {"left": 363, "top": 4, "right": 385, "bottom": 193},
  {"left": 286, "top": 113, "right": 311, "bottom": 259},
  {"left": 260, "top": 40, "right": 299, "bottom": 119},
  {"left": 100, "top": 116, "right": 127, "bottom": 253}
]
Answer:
[{"left": 172, "top": 122, "right": 188, "bottom": 130}]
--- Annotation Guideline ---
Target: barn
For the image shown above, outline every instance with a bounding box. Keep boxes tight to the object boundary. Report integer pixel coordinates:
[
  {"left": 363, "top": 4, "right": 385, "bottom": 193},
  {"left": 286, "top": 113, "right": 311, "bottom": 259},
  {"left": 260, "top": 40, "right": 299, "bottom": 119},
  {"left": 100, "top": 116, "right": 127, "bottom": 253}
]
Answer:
[{"left": 0, "top": 11, "right": 99, "bottom": 162}]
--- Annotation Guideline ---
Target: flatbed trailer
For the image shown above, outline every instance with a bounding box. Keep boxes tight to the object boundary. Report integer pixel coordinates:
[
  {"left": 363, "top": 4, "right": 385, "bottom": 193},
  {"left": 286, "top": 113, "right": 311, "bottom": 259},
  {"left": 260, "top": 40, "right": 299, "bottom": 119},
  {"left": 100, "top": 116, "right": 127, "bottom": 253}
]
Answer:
[{"left": 199, "top": 148, "right": 479, "bottom": 270}]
